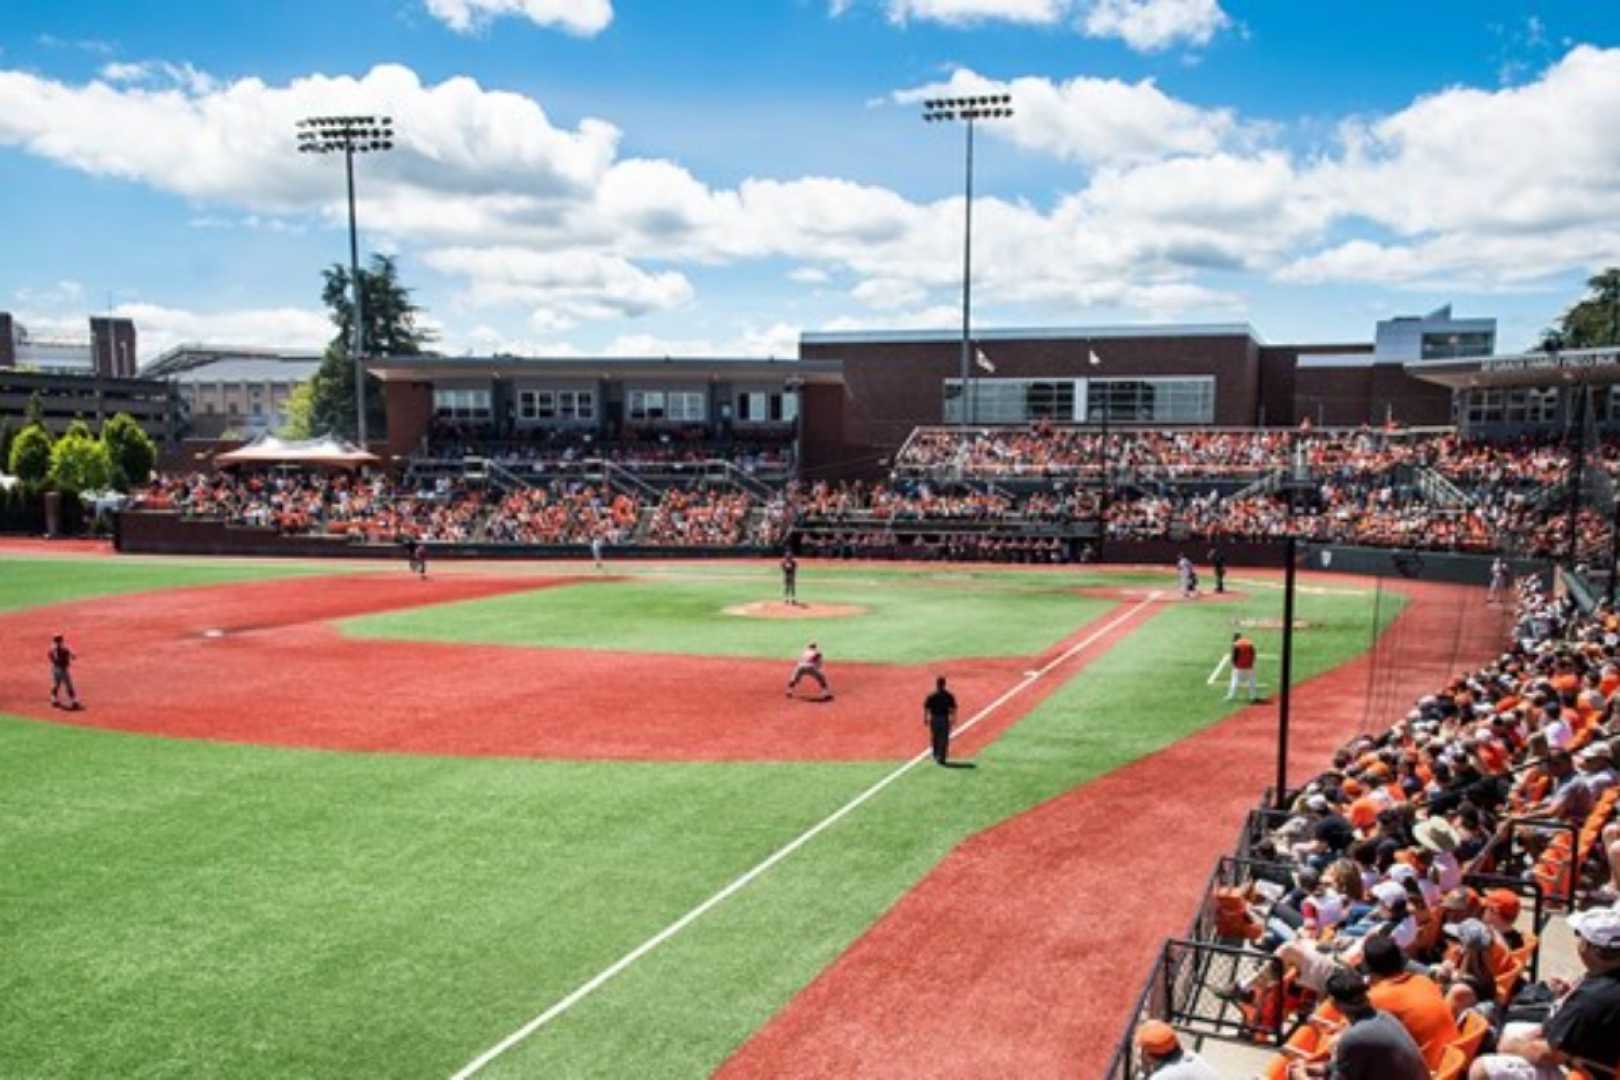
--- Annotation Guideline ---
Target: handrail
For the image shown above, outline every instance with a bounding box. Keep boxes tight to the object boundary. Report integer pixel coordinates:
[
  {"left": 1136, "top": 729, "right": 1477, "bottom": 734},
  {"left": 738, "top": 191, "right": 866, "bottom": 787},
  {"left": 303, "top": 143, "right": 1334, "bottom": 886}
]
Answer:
[{"left": 593, "top": 457, "right": 660, "bottom": 500}]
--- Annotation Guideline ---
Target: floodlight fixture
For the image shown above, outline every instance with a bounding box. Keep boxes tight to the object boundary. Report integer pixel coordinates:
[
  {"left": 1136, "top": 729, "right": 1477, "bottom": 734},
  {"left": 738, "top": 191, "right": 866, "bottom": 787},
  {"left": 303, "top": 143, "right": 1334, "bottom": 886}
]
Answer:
[{"left": 918, "top": 93, "right": 1013, "bottom": 426}]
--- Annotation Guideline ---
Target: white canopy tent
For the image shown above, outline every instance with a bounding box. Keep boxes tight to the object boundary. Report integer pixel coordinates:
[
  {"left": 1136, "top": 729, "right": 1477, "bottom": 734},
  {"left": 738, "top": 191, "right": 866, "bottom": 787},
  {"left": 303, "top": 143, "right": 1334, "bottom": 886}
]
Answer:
[{"left": 213, "top": 434, "right": 379, "bottom": 470}]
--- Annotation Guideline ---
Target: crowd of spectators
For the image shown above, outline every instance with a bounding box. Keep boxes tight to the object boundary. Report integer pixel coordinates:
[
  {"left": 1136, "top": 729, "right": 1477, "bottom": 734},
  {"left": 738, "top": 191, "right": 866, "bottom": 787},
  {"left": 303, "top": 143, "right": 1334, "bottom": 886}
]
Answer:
[
  {"left": 797, "top": 529, "right": 1071, "bottom": 563},
  {"left": 1195, "top": 576, "right": 1620, "bottom": 1080},
  {"left": 135, "top": 470, "right": 488, "bottom": 542},
  {"left": 482, "top": 482, "right": 639, "bottom": 545}
]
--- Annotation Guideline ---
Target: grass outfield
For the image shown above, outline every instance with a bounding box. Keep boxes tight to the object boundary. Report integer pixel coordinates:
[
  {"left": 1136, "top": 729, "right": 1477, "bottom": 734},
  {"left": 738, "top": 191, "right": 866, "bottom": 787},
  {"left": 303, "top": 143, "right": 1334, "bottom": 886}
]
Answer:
[
  {"left": 341, "top": 568, "right": 1113, "bottom": 663},
  {"left": 0, "top": 556, "right": 334, "bottom": 614},
  {"left": 0, "top": 560, "right": 1395, "bottom": 1078}
]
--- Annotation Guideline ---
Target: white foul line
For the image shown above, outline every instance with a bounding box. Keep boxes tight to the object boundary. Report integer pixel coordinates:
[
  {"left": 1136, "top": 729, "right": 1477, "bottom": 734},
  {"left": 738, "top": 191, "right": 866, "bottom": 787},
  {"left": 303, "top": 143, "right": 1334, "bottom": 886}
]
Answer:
[
  {"left": 1205, "top": 653, "right": 1229, "bottom": 685},
  {"left": 449, "top": 591, "right": 1162, "bottom": 1079}
]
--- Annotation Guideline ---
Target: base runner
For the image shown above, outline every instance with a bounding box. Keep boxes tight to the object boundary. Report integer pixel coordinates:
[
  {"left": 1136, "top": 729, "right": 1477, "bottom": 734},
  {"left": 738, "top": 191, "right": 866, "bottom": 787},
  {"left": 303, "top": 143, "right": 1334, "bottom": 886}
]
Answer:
[
  {"left": 49, "top": 633, "right": 81, "bottom": 709},
  {"left": 1226, "top": 631, "right": 1259, "bottom": 702},
  {"left": 785, "top": 640, "right": 832, "bottom": 699}
]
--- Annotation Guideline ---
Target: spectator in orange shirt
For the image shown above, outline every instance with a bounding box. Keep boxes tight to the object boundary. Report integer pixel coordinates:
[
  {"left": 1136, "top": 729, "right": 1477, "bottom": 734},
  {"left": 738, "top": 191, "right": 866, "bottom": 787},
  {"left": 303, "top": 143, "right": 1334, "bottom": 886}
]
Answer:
[{"left": 1364, "top": 934, "right": 1460, "bottom": 1070}]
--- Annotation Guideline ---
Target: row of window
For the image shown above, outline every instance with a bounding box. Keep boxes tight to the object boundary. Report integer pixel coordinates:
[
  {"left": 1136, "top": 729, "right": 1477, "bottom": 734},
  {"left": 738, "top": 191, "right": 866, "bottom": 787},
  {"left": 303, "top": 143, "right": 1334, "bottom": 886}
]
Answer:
[
  {"left": 432, "top": 387, "right": 801, "bottom": 425},
  {"left": 518, "top": 390, "right": 595, "bottom": 421},
  {"left": 1458, "top": 387, "right": 1561, "bottom": 425},
  {"left": 943, "top": 377, "right": 1216, "bottom": 425},
  {"left": 628, "top": 390, "right": 707, "bottom": 422}
]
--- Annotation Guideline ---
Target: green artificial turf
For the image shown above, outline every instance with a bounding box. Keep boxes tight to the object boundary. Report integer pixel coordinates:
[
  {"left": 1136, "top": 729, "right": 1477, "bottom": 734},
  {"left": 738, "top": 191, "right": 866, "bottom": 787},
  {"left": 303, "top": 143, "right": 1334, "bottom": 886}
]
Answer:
[
  {"left": 0, "top": 555, "right": 332, "bottom": 614},
  {"left": 0, "top": 562, "right": 1407, "bottom": 1078},
  {"left": 342, "top": 569, "right": 1117, "bottom": 663}
]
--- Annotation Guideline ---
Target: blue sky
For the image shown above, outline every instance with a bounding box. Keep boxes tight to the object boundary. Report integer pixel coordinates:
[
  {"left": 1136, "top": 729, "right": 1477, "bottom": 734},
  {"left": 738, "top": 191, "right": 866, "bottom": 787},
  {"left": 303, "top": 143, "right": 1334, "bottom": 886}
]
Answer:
[{"left": 2, "top": 0, "right": 1619, "bottom": 363}]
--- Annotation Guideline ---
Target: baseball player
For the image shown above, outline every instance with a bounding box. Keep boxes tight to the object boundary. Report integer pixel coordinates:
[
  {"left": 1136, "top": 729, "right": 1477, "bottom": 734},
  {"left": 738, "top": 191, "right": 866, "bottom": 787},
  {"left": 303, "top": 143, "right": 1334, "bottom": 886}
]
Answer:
[
  {"left": 591, "top": 534, "right": 605, "bottom": 572},
  {"left": 48, "top": 634, "right": 81, "bottom": 709},
  {"left": 1488, "top": 557, "right": 1509, "bottom": 605},
  {"left": 923, "top": 675, "right": 958, "bottom": 765},
  {"left": 781, "top": 550, "right": 798, "bottom": 605},
  {"left": 409, "top": 541, "right": 428, "bottom": 578},
  {"left": 1177, "top": 554, "right": 1199, "bottom": 599},
  {"left": 1226, "top": 632, "right": 1259, "bottom": 702},
  {"left": 785, "top": 640, "right": 832, "bottom": 699}
]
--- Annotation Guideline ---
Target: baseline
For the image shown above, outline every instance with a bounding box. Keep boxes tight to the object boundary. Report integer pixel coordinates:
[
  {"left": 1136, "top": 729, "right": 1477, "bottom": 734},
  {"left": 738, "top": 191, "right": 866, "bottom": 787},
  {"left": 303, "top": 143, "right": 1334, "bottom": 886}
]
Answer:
[{"left": 447, "top": 593, "right": 1161, "bottom": 1079}]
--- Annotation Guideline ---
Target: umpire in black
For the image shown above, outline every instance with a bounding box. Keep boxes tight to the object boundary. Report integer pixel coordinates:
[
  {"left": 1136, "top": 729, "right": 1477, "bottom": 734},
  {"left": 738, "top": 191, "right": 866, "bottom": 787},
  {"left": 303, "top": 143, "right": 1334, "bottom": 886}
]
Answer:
[{"left": 923, "top": 676, "right": 958, "bottom": 765}]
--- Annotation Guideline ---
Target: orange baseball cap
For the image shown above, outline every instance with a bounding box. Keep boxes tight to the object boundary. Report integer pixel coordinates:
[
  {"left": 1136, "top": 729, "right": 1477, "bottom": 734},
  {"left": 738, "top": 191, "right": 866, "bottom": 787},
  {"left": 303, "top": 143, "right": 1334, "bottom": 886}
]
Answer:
[
  {"left": 1484, "top": 889, "right": 1520, "bottom": 922},
  {"left": 1135, "top": 1020, "right": 1179, "bottom": 1057}
]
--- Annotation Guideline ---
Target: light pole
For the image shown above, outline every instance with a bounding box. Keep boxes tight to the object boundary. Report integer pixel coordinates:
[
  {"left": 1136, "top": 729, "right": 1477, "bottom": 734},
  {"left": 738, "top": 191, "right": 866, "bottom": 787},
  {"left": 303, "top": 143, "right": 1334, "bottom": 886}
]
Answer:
[
  {"left": 296, "top": 114, "right": 394, "bottom": 447},
  {"left": 922, "top": 93, "right": 1013, "bottom": 428}
]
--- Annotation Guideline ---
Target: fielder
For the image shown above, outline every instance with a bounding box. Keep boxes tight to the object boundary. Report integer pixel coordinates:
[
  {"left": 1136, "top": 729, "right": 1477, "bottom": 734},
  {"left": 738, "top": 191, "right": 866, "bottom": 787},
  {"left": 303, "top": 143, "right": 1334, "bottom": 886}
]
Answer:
[
  {"left": 785, "top": 640, "right": 832, "bottom": 699},
  {"left": 1226, "top": 631, "right": 1259, "bottom": 702},
  {"left": 1488, "top": 556, "right": 1509, "bottom": 605},
  {"left": 591, "top": 534, "right": 605, "bottom": 572},
  {"left": 409, "top": 541, "right": 428, "bottom": 578},
  {"left": 49, "top": 633, "right": 81, "bottom": 709}
]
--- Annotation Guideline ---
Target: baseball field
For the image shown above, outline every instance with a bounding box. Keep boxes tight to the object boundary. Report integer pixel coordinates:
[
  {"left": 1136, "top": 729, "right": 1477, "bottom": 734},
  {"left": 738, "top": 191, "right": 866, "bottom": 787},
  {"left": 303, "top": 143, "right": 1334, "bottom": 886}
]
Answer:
[{"left": 0, "top": 548, "right": 1499, "bottom": 1078}]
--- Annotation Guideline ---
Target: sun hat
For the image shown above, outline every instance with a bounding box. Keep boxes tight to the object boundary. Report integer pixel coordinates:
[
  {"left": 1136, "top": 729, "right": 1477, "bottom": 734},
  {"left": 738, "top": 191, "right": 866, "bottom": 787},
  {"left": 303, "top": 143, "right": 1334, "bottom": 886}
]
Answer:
[{"left": 1414, "top": 817, "right": 1459, "bottom": 853}]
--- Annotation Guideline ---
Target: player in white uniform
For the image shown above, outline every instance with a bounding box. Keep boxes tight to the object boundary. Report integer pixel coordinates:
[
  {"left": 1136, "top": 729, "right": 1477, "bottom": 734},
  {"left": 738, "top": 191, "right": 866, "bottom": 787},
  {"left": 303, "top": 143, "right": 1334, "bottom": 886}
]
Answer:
[{"left": 785, "top": 641, "right": 832, "bottom": 699}]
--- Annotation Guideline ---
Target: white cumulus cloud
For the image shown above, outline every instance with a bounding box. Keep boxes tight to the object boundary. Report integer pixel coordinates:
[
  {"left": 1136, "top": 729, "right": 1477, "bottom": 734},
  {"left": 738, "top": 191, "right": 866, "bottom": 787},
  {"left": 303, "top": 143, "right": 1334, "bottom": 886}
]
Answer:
[
  {"left": 1081, "top": 0, "right": 1232, "bottom": 52},
  {"left": 423, "top": 0, "right": 613, "bottom": 36}
]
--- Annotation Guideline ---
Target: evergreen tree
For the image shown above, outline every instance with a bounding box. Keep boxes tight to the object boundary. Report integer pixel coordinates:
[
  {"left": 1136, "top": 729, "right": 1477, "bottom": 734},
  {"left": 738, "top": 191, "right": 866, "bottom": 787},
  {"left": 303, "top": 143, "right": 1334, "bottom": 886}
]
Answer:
[{"left": 308, "top": 253, "right": 435, "bottom": 440}]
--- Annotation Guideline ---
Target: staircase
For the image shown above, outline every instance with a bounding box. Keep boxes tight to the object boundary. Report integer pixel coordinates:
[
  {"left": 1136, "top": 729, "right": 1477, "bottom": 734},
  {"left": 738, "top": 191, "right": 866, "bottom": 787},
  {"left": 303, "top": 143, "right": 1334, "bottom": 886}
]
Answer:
[{"left": 1415, "top": 467, "right": 1470, "bottom": 509}]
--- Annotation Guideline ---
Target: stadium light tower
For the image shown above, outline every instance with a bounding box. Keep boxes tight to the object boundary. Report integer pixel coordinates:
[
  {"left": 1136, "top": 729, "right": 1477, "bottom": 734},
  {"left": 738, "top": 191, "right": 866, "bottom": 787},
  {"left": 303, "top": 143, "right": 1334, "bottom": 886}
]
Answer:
[
  {"left": 296, "top": 114, "right": 395, "bottom": 448},
  {"left": 922, "top": 93, "right": 1013, "bottom": 427}
]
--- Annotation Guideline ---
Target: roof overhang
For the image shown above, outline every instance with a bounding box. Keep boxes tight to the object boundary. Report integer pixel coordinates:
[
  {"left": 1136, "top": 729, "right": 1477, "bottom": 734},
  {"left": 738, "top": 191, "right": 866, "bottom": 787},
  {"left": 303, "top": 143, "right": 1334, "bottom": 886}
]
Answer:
[
  {"left": 366, "top": 355, "right": 845, "bottom": 385},
  {"left": 1405, "top": 347, "right": 1620, "bottom": 389}
]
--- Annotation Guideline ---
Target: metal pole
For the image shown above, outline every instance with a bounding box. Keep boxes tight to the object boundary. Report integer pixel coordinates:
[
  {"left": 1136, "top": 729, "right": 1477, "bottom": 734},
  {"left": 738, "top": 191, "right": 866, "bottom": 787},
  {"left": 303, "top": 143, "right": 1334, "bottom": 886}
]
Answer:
[
  {"left": 345, "top": 144, "right": 367, "bottom": 448},
  {"left": 961, "top": 118, "right": 974, "bottom": 428},
  {"left": 1566, "top": 380, "right": 1586, "bottom": 566},
  {"left": 1275, "top": 535, "right": 1297, "bottom": 809},
  {"left": 1609, "top": 494, "right": 1620, "bottom": 608}
]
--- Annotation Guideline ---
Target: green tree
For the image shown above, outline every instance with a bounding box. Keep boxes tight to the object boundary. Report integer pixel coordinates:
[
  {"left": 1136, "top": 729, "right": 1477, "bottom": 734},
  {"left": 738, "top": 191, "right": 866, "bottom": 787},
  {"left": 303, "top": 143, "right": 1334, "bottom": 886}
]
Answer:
[
  {"left": 101, "top": 412, "right": 157, "bottom": 490},
  {"left": 278, "top": 382, "right": 316, "bottom": 440},
  {"left": 1542, "top": 268, "right": 1620, "bottom": 349},
  {"left": 311, "top": 253, "right": 435, "bottom": 441},
  {"left": 25, "top": 391, "right": 45, "bottom": 428},
  {"left": 9, "top": 424, "right": 54, "bottom": 486},
  {"left": 64, "top": 418, "right": 95, "bottom": 442},
  {"left": 48, "top": 432, "right": 113, "bottom": 494}
]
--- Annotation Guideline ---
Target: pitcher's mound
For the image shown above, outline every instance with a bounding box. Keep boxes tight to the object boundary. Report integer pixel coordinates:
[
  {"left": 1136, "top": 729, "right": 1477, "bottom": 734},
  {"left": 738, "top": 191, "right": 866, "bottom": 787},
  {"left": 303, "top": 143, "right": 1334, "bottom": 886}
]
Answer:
[{"left": 725, "top": 601, "right": 869, "bottom": 619}]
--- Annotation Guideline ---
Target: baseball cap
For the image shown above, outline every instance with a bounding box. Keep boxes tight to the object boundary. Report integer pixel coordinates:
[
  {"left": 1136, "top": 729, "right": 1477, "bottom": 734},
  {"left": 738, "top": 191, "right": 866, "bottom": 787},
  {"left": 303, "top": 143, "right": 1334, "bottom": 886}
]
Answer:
[
  {"left": 1134, "top": 1020, "right": 1180, "bottom": 1057},
  {"left": 1387, "top": 863, "right": 1418, "bottom": 885},
  {"left": 1371, "top": 881, "right": 1407, "bottom": 908},
  {"left": 1483, "top": 889, "right": 1521, "bottom": 923},
  {"left": 1443, "top": 918, "right": 1492, "bottom": 950},
  {"left": 1306, "top": 794, "right": 1329, "bottom": 812},
  {"left": 1568, "top": 908, "right": 1620, "bottom": 949}
]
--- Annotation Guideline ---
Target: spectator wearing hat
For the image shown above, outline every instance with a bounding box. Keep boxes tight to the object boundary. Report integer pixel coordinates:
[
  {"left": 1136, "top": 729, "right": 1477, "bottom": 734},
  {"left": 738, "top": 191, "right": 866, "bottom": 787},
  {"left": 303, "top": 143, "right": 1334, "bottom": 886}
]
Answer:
[
  {"left": 1287, "top": 969, "right": 1428, "bottom": 1080},
  {"left": 1469, "top": 908, "right": 1620, "bottom": 1080},
  {"left": 1415, "top": 816, "right": 1464, "bottom": 892},
  {"left": 1133, "top": 1019, "right": 1219, "bottom": 1078}
]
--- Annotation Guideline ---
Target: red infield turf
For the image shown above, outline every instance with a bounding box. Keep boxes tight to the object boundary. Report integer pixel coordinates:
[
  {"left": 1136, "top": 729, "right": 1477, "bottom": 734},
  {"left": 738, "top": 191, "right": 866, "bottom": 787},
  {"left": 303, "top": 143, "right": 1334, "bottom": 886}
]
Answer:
[
  {"left": 717, "top": 578, "right": 1509, "bottom": 1080},
  {"left": 0, "top": 572, "right": 1153, "bottom": 762}
]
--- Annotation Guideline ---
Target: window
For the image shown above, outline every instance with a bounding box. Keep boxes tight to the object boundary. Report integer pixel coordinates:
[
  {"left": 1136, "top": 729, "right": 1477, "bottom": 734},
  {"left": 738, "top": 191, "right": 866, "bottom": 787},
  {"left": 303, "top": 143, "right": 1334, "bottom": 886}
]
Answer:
[
  {"left": 942, "top": 379, "right": 1084, "bottom": 424},
  {"left": 1085, "top": 378, "right": 1214, "bottom": 424},
  {"left": 1421, "top": 332, "right": 1493, "bottom": 360},
  {"left": 737, "top": 392, "right": 766, "bottom": 421},
  {"left": 433, "top": 388, "right": 493, "bottom": 421},
  {"left": 630, "top": 389, "right": 703, "bottom": 421}
]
